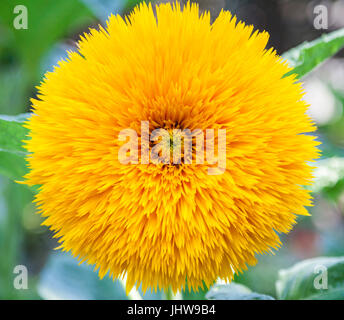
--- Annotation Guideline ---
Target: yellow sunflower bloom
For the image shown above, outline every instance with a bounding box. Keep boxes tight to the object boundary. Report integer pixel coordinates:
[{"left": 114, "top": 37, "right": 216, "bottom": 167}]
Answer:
[{"left": 23, "top": 2, "right": 320, "bottom": 294}]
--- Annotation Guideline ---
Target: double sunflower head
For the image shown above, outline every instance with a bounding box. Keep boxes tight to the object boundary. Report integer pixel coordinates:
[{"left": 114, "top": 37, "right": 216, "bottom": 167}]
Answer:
[{"left": 24, "top": 2, "right": 319, "bottom": 293}]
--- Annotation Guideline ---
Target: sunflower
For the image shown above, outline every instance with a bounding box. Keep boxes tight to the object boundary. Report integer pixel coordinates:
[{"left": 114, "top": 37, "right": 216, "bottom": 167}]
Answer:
[{"left": 23, "top": 2, "right": 319, "bottom": 294}]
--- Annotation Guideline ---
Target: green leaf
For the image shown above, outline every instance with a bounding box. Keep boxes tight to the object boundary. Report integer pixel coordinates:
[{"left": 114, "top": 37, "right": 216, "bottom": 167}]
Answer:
[
  {"left": 0, "top": 113, "right": 30, "bottom": 180},
  {"left": 38, "top": 252, "right": 128, "bottom": 300},
  {"left": 0, "top": 152, "right": 27, "bottom": 181},
  {"left": 283, "top": 28, "right": 344, "bottom": 79},
  {"left": 206, "top": 282, "right": 274, "bottom": 300},
  {"left": 276, "top": 256, "right": 344, "bottom": 300},
  {"left": 0, "top": 113, "right": 29, "bottom": 156},
  {"left": 38, "top": 252, "right": 163, "bottom": 300}
]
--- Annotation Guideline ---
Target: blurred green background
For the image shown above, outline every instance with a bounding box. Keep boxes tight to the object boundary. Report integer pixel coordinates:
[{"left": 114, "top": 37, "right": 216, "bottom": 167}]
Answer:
[{"left": 0, "top": 0, "right": 344, "bottom": 300}]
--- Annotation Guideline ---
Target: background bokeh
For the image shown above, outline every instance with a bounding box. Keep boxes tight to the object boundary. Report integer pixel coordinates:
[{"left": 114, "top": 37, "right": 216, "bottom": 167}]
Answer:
[{"left": 0, "top": 0, "right": 344, "bottom": 299}]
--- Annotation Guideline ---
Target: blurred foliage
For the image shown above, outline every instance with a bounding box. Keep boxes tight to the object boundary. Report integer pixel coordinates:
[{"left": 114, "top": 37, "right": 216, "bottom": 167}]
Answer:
[
  {"left": 0, "top": 0, "right": 344, "bottom": 300},
  {"left": 0, "top": 178, "right": 36, "bottom": 299},
  {"left": 207, "top": 256, "right": 344, "bottom": 300},
  {"left": 206, "top": 282, "right": 274, "bottom": 300},
  {"left": 283, "top": 28, "right": 344, "bottom": 79},
  {"left": 0, "top": 114, "right": 29, "bottom": 155},
  {"left": 81, "top": 0, "right": 126, "bottom": 20},
  {"left": 37, "top": 252, "right": 166, "bottom": 300},
  {"left": 0, "top": 0, "right": 95, "bottom": 83},
  {"left": 311, "top": 157, "right": 344, "bottom": 202},
  {"left": 0, "top": 152, "right": 27, "bottom": 181},
  {"left": 0, "top": 114, "right": 29, "bottom": 180},
  {"left": 276, "top": 257, "right": 344, "bottom": 300},
  {"left": 0, "top": 0, "right": 143, "bottom": 301},
  {"left": 38, "top": 252, "right": 129, "bottom": 300}
]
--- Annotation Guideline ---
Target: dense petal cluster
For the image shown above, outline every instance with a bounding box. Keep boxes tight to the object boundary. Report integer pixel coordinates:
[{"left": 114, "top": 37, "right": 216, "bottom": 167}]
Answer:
[{"left": 24, "top": 2, "right": 319, "bottom": 293}]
